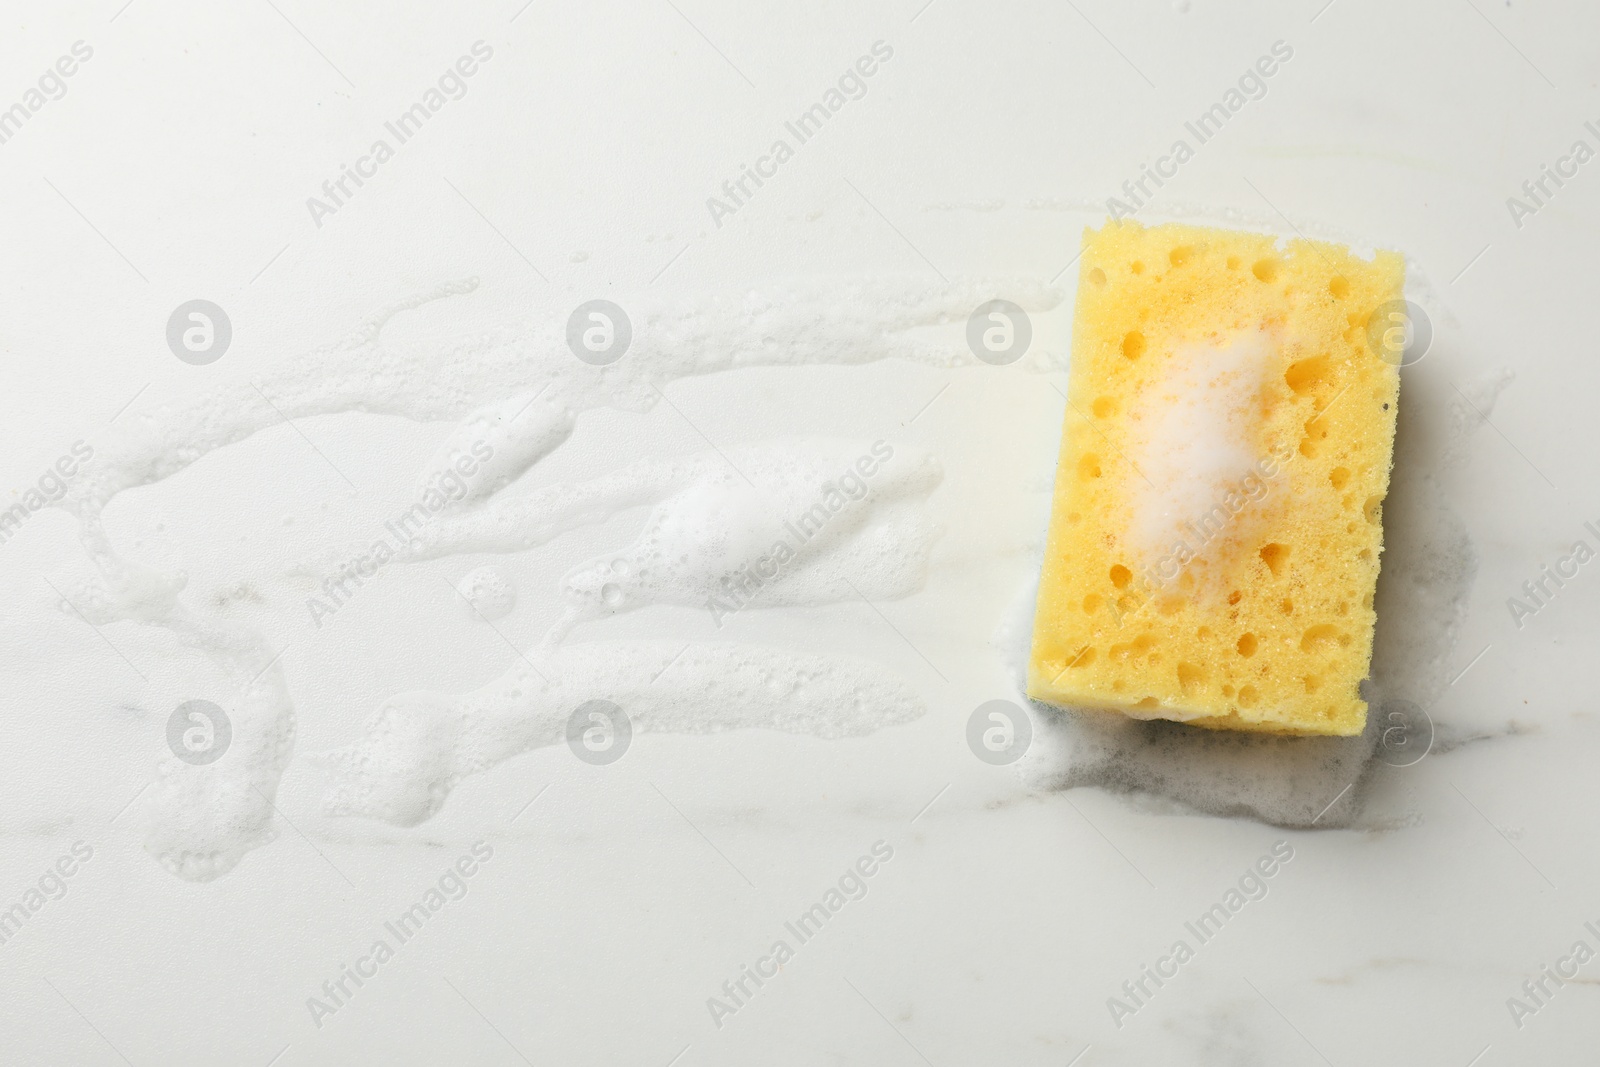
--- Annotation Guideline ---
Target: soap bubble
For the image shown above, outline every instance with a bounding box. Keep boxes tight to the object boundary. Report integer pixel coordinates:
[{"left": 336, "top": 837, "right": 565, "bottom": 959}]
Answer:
[
  {"left": 456, "top": 565, "right": 517, "bottom": 621},
  {"left": 967, "top": 699, "right": 1033, "bottom": 764}
]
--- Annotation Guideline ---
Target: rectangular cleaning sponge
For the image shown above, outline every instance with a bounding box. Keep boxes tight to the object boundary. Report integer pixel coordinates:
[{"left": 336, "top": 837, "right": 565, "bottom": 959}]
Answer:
[{"left": 1027, "top": 220, "right": 1404, "bottom": 736}]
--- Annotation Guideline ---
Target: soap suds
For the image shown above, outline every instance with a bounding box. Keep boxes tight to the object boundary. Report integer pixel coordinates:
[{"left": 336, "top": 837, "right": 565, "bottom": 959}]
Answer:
[
  {"left": 554, "top": 440, "right": 942, "bottom": 632},
  {"left": 1126, "top": 329, "right": 1276, "bottom": 572},
  {"left": 49, "top": 278, "right": 1053, "bottom": 880},
  {"left": 421, "top": 391, "right": 575, "bottom": 507},
  {"left": 455, "top": 565, "right": 516, "bottom": 621},
  {"left": 315, "top": 642, "right": 924, "bottom": 827}
]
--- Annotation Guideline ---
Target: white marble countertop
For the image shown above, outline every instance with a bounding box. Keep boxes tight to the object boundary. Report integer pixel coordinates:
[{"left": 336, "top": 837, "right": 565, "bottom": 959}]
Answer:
[{"left": 1, "top": 1, "right": 1595, "bottom": 1064}]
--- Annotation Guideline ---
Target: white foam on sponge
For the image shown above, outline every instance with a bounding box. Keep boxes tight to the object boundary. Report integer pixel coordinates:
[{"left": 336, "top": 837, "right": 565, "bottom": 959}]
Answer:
[{"left": 1126, "top": 328, "right": 1275, "bottom": 569}]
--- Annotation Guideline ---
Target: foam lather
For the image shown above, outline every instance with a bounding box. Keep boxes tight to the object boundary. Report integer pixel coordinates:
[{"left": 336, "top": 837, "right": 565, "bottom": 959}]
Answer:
[{"left": 1028, "top": 220, "right": 1404, "bottom": 736}]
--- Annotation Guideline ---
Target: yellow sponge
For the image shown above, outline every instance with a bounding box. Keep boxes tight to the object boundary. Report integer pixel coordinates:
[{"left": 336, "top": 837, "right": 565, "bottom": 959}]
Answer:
[{"left": 1027, "top": 220, "right": 1403, "bottom": 736}]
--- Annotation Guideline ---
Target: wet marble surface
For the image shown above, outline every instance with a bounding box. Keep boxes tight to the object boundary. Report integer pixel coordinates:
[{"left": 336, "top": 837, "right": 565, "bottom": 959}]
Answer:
[{"left": 0, "top": 1, "right": 1594, "bottom": 1064}]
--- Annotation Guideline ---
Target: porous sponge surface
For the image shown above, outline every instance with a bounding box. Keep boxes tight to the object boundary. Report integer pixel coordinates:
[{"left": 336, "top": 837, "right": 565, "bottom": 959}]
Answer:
[{"left": 1027, "top": 220, "right": 1404, "bottom": 736}]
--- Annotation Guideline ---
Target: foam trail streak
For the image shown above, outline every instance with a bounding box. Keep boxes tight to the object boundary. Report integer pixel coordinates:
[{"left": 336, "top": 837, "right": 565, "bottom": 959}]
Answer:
[
  {"left": 47, "top": 278, "right": 1054, "bottom": 879},
  {"left": 314, "top": 642, "right": 926, "bottom": 827}
]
